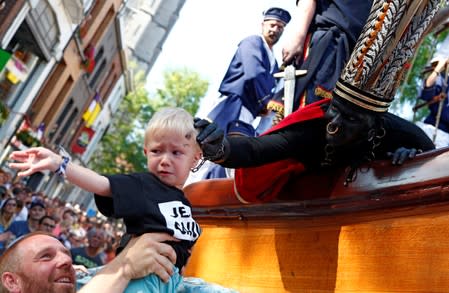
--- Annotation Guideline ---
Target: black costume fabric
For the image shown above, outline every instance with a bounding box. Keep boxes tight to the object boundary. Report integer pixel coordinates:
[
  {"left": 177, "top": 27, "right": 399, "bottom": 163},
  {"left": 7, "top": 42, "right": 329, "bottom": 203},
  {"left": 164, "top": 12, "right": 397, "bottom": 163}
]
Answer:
[
  {"left": 94, "top": 172, "right": 201, "bottom": 269},
  {"left": 271, "top": 0, "right": 372, "bottom": 110},
  {"left": 222, "top": 99, "right": 434, "bottom": 203},
  {"left": 224, "top": 102, "right": 434, "bottom": 170}
]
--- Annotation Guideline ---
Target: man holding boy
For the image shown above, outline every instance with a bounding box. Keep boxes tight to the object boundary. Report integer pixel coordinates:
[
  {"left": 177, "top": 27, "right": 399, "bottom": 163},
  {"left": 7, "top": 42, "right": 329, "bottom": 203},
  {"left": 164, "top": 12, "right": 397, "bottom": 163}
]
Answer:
[
  {"left": 8, "top": 107, "right": 202, "bottom": 292},
  {"left": 0, "top": 231, "right": 178, "bottom": 293}
]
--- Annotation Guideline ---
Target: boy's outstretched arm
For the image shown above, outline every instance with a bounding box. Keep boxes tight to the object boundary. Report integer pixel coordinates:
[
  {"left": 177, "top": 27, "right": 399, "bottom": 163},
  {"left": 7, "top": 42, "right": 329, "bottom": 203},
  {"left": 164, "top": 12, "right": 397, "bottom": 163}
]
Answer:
[{"left": 9, "top": 147, "right": 112, "bottom": 196}]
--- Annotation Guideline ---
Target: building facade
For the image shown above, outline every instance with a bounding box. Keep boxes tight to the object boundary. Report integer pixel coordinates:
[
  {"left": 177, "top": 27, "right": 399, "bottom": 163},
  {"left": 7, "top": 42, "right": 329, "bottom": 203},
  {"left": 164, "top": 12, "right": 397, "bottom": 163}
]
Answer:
[{"left": 0, "top": 0, "right": 185, "bottom": 210}]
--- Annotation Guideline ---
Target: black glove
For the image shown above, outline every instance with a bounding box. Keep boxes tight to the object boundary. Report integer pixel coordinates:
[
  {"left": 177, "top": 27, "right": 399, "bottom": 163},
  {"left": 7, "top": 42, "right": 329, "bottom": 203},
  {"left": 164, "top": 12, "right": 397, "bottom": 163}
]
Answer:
[
  {"left": 194, "top": 118, "right": 227, "bottom": 162},
  {"left": 387, "top": 147, "right": 421, "bottom": 165}
]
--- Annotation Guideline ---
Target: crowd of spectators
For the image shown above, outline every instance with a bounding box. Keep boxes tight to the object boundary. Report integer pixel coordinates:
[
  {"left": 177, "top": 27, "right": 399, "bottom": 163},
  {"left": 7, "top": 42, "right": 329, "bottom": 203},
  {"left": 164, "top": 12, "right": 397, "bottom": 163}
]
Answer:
[{"left": 0, "top": 168, "right": 123, "bottom": 267}]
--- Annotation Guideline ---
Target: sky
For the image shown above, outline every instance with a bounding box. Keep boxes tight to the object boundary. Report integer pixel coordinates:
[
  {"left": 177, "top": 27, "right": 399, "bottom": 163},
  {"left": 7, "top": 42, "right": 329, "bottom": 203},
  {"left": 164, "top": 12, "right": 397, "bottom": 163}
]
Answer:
[{"left": 145, "top": 0, "right": 297, "bottom": 117}]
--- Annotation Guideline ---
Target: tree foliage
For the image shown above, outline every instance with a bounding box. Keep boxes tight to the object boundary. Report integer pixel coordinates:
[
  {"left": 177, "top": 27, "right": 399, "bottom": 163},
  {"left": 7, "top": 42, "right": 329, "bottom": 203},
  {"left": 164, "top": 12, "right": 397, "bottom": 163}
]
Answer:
[
  {"left": 89, "top": 68, "right": 208, "bottom": 174},
  {"left": 149, "top": 67, "right": 209, "bottom": 114},
  {"left": 88, "top": 71, "right": 150, "bottom": 174}
]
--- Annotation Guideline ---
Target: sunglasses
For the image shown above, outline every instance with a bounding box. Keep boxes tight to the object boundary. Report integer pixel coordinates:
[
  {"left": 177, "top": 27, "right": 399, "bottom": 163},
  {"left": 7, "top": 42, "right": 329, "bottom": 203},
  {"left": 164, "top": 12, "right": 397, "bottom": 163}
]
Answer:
[{"left": 41, "top": 223, "right": 55, "bottom": 229}]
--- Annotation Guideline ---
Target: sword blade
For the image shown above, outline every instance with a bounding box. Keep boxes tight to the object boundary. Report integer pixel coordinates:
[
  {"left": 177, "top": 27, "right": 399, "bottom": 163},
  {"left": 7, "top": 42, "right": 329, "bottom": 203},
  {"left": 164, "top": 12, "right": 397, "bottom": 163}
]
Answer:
[{"left": 283, "top": 64, "right": 296, "bottom": 117}]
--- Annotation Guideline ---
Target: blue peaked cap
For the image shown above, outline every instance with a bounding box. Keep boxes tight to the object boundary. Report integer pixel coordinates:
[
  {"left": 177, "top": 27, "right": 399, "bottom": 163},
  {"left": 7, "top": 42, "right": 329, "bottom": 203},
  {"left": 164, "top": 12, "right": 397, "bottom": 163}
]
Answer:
[{"left": 263, "top": 7, "right": 291, "bottom": 25}]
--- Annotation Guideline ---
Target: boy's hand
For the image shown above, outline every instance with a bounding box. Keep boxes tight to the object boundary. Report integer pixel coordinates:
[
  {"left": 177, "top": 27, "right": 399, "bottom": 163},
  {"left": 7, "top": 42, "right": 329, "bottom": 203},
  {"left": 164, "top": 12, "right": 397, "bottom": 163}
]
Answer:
[
  {"left": 9, "top": 147, "right": 61, "bottom": 177},
  {"left": 194, "top": 118, "right": 227, "bottom": 162}
]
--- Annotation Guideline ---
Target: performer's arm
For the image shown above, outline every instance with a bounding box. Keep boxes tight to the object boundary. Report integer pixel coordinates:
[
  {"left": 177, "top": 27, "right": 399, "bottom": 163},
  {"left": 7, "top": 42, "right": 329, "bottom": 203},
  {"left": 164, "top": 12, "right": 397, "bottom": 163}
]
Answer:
[
  {"left": 222, "top": 121, "right": 324, "bottom": 168},
  {"left": 418, "top": 59, "right": 445, "bottom": 107},
  {"left": 425, "top": 58, "right": 446, "bottom": 87},
  {"left": 195, "top": 117, "right": 324, "bottom": 168},
  {"left": 419, "top": 73, "right": 444, "bottom": 104},
  {"left": 282, "top": 0, "right": 316, "bottom": 65},
  {"left": 380, "top": 113, "right": 435, "bottom": 159}
]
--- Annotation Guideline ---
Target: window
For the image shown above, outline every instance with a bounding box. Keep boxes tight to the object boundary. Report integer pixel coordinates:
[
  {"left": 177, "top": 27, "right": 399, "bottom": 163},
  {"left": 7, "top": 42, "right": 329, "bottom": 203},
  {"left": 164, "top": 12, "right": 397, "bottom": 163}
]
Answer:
[
  {"left": 50, "top": 99, "right": 73, "bottom": 142},
  {"left": 88, "top": 59, "right": 106, "bottom": 89},
  {"left": 29, "top": 0, "right": 59, "bottom": 57}
]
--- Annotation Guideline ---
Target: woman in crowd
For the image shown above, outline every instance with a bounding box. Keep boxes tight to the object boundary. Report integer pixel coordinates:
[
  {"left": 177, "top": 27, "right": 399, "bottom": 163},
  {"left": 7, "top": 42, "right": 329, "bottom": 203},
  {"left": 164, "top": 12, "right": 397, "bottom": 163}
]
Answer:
[{"left": 0, "top": 198, "right": 17, "bottom": 254}]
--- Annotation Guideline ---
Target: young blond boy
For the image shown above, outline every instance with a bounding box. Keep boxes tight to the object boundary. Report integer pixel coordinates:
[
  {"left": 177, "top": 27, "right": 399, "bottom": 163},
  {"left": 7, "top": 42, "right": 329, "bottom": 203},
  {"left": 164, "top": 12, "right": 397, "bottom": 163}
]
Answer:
[{"left": 9, "top": 107, "right": 202, "bottom": 292}]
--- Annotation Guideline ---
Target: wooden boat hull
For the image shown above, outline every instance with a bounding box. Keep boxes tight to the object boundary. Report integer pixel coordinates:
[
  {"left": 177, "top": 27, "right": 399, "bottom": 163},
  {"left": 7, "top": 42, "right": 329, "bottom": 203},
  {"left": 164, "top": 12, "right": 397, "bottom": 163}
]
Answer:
[
  {"left": 185, "top": 207, "right": 449, "bottom": 292},
  {"left": 183, "top": 147, "right": 449, "bottom": 292}
]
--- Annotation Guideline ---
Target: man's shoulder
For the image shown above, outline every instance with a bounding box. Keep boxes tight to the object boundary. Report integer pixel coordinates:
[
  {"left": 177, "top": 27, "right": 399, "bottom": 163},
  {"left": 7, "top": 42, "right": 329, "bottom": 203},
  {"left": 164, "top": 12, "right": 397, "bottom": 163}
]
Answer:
[
  {"left": 7, "top": 221, "right": 29, "bottom": 236},
  {"left": 239, "top": 35, "right": 263, "bottom": 45}
]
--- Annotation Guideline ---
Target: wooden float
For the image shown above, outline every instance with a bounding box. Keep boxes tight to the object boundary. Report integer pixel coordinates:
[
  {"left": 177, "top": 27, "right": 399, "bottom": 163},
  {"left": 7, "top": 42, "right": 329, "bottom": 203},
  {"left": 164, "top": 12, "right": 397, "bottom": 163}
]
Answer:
[{"left": 183, "top": 147, "right": 449, "bottom": 292}]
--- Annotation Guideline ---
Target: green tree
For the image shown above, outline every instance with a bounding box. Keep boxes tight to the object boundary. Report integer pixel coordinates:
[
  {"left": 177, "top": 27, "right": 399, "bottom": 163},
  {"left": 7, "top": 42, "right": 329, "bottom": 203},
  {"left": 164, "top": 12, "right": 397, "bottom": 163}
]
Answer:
[
  {"left": 149, "top": 67, "right": 209, "bottom": 115},
  {"left": 89, "top": 68, "right": 208, "bottom": 174},
  {"left": 88, "top": 71, "right": 150, "bottom": 174}
]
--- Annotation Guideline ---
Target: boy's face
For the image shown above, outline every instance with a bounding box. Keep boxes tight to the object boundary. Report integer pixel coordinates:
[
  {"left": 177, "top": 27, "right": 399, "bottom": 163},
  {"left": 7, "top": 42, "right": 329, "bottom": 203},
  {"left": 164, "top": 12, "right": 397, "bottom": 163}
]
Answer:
[{"left": 144, "top": 130, "right": 201, "bottom": 189}]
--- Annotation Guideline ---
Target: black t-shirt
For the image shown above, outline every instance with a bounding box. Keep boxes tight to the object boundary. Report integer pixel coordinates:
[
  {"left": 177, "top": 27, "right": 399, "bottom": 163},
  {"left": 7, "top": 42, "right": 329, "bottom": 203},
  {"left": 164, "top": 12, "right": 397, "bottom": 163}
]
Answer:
[{"left": 94, "top": 172, "right": 201, "bottom": 269}]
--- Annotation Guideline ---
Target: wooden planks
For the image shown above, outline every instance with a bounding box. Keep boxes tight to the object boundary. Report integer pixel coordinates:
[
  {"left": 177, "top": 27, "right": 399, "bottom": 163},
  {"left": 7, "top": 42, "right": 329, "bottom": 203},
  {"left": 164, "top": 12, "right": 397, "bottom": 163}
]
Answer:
[
  {"left": 183, "top": 148, "right": 449, "bottom": 291},
  {"left": 185, "top": 206, "right": 449, "bottom": 292}
]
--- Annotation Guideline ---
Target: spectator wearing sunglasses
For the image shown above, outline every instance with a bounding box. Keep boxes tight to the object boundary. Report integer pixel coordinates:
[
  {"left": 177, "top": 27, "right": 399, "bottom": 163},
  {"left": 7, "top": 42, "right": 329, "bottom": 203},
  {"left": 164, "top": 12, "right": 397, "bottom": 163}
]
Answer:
[{"left": 38, "top": 215, "right": 56, "bottom": 234}]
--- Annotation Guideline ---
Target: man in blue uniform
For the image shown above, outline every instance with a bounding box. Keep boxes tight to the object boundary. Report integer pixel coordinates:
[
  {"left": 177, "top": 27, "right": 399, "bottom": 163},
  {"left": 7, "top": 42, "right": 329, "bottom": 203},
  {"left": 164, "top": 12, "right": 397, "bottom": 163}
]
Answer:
[
  {"left": 206, "top": 7, "right": 291, "bottom": 137},
  {"left": 416, "top": 56, "right": 449, "bottom": 147},
  {"left": 189, "top": 7, "right": 291, "bottom": 181}
]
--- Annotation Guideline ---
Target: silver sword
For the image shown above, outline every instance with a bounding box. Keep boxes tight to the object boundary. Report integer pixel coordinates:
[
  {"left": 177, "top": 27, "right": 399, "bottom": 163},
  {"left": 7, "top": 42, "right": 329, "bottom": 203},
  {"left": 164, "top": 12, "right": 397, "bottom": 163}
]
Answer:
[{"left": 273, "top": 65, "right": 307, "bottom": 117}]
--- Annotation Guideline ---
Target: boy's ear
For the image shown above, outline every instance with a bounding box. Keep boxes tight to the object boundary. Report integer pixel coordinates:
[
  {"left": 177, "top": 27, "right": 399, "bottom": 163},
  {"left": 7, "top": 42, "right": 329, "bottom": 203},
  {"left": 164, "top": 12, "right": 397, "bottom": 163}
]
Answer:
[
  {"left": 192, "top": 151, "right": 202, "bottom": 167},
  {"left": 143, "top": 148, "right": 147, "bottom": 155}
]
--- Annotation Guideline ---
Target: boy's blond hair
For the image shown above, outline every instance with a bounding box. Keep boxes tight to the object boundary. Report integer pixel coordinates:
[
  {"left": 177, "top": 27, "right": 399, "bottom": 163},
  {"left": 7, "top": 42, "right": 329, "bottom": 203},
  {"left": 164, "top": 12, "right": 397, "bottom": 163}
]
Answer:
[{"left": 144, "top": 107, "right": 199, "bottom": 151}]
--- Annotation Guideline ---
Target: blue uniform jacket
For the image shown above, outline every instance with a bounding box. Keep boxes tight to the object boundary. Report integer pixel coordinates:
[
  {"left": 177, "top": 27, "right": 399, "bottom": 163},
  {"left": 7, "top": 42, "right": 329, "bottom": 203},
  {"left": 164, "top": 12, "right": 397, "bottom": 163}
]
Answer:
[
  {"left": 217, "top": 35, "right": 278, "bottom": 117},
  {"left": 418, "top": 74, "right": 449, "bottom": 133}
]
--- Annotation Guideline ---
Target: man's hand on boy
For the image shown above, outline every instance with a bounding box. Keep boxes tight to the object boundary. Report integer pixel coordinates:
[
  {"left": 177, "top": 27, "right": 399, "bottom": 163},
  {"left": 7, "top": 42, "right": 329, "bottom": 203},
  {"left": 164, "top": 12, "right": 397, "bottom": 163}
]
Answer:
[{"left": 119, "top": 233, "right": 178, "bottom": 282}]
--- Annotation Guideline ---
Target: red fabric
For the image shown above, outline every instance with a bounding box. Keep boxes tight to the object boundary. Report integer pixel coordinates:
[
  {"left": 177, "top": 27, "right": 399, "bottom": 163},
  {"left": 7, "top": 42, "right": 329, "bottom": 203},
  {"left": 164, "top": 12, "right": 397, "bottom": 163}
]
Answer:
[{"left": 234, "top": 99, "right": 329, "bottom": 203}]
